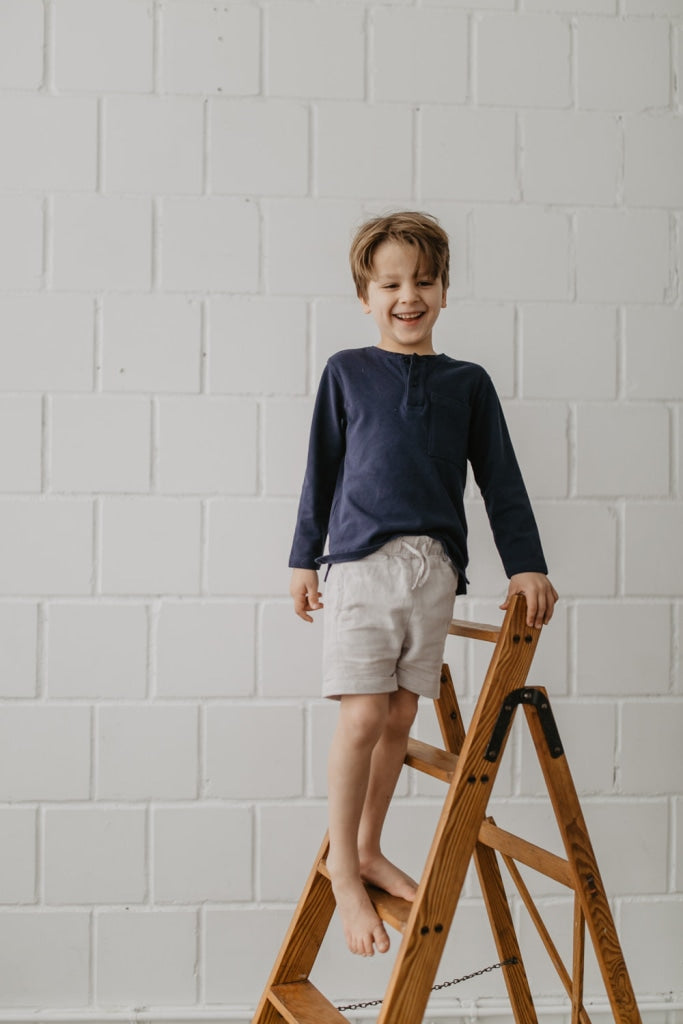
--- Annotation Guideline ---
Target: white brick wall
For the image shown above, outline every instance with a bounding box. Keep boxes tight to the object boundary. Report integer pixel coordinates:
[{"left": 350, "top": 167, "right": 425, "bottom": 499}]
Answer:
[{"left": 0, "top": 0, "right": 680, "bottom": 1020}]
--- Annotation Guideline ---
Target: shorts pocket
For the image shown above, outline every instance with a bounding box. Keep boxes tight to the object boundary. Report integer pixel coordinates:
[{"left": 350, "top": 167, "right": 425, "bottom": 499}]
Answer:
[{"left": 428, "top": 392, "right": 469, "bottom": 467}]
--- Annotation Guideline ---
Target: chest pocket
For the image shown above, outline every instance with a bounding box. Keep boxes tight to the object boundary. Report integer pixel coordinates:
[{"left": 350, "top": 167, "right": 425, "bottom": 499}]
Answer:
[{"left": 428, "top": 392, "right": 469, "bottom": 467}]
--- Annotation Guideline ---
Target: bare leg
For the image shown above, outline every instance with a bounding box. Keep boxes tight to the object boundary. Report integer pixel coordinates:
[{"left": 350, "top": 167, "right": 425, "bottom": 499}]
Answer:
[
  {"left": 358, "top": 688, "right": 420, "bottom": 901},
  {"left": 326, "top": 693, "right": 392, "bottom": 956}
]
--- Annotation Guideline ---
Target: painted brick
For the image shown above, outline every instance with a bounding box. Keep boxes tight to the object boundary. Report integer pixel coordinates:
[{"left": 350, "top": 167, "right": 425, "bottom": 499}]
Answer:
[
  {"left": 576, "top": 210, "right": 671, "bottom": 303},
  {"left": 0, "top": 911, "right": 90, "bottom": 1007},
  {"left": 473, "top": 206, "right": 571, "bottom": 301},
  {"left": 260, "top": 602, "right": 323, "bottom": 698},
  {"left": 160, "top": 197, "right": 259, "bottom": 292},
  {"left": 577, "top": 16, "right": 670, "bottom": 111},
  {"left": 0, "top": 97, "right": 96, "bottom": 192},
  {"left": 209, "top": 297, "right": 307, "bottom": 396},
  {"left": 204, "top": 907, "right": 292, "bottom": 1004},
  {"left": 154, "top": 806, "right": 252, "bottom": 901},
  {"left": 47, "top": 603, "right": 148, "bottom": 699},
  {"left": 463, "top": 496, "right": 514, "bottom": 597},
  {"left": 267, "top": 5, "right": 364, "bottom": 100},
  {"left": 96, "top": 910, "right": 197, "bottom": 1006},
  {"left": 620, "top": 701, "right": 683, "bottom": 794},
  {"left": 0, "top": 706, "right": 90, "bottom": 801},
  {"left": 102, "top": 295, "right": 201, "bottom": 393},
  {"left": 44, "top": 808, "right": 146, "bottom": 904},
  {"left": 624, "top": 114, "right": 683, "bottom": 208},
  {"left": 0, "top": 0, "right": 44, "bottom": 89},
  {"left": 205, "top": 704, "right": 304, "bottom": 798},
  {"left": 523, "top": 0, "right": 614, "bottom": 9},
  {"left": 52, "top": 197, "right": 152, "bottom": 291},
  {"left": 519, "top": 700, "right": 617, "bottom": 796},
  {"left": 259, "top": 803, "right": 327, "bottom": 900},
  {"left": 207, "top": 498, "right": 296, "bottom": 595},
  {"left": 625, "top": 307, "right": 683, "bottom": 400},
  {"left": 104, "top": 96, "right": 204, "bottom": 194},
  {"left": 97, "top": 705, "right": 198, "bottom": 799},
  {"left": 0, "top": 604, "right": 38, "bottom": 698},
  {"left": 210, "top": 99, "right": 309, "bottom": 196},
  {"left": 421, "top": 108, "right": 517, "bottom": 202},
  {"left": 0, "top": 499, "right": 93, "bottom": 596},
  {"left": 50, "top": 395, "right": 151, "bottom": 493},
  {"left": 309, "top": 700, "right": 338, "bottom": 798},
  {"left": 264, "top": 398, "right": 314, "bottom": 497},
  {"left": 477, "top": 14, "right": 571, "bottom": 108},
  {"left": 624, "top": 504, "right": 683, "bottom": 597},
  {"left": 576, "top": 403, "right": 670, "bottom": 497},
  {"left": 265, "top": 199, "right": 363, "bottom": 296},
  {"left": 0, "top": 395, "right": 42, "bottom": 492},
  {"left": 160, "top": 1, "right": 259, "bottom": 96},
  {"left": 100, "top": 497, "right": 201, "bottom": 595},
  {"left": 0, "top": 196, "right": 43, "bottom": 290},
  {"left": 0, "top": 809, "right": 36, "bottom": 903},
  {"left": 583, "top": 800, "right": 668, "bottom": 895},
  {"left": 676, "top": 797, "right": 683, "bottom": 893},
  {"left": 620, "top": 900, "right": 683, "bottom": 995},
  {"left": 521, "top": 304, "right": 617, "bottom": 400},
  {"left": 522, "top": 111, "right": 620, "bottom": 205},
  {"left": 54, "top": 0, "right": 153, "bottom": 93},
  {"left": 576, "top": 603, "right": 671, "bottom": 697},
  {"left": 0, "top": 296, "right": 93, "bottom": 392},
  {"left": 371, "top": 8, "right": 468, "bottom": 103},
  {"left": 156, "top": 601, "right": 255, "bottom": 698},
  {"left": 317, "top": 103, "right": 413, "bottom": 199},
  {"left": 313, "top": 298, "right": 381, "bottom": 375},
  {"left": 502, "top": 401, "right": 569, "bottom": 498},
  {"left": 533, "top": 502, "right": 617, "bottom": 597},
  {"left": 158, "top": 397, "right": 257, "bottom": 495}
]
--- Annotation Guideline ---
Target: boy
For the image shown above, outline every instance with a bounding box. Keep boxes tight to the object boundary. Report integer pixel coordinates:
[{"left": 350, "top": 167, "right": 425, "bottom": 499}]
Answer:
[{"left": 288, "top": 212, "right": 558, "bottom": 958}]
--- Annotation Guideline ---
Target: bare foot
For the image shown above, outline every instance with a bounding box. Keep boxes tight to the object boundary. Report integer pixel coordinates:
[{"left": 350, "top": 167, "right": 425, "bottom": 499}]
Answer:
[
  {"left": 360, "top": 853, "right": 419, "bottom": 902},
  {"left": 329, "top": 873, "right": 391, "bottom": 956}
]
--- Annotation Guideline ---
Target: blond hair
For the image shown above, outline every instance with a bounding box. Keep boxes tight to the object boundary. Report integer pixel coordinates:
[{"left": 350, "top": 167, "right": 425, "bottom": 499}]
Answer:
[{"left": 349, "top": 211, "right": 450, "bottom": 299}]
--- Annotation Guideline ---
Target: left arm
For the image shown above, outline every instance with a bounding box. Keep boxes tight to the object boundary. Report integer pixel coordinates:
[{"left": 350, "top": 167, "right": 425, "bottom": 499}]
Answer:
[{"left": 468, "top": 372, "right": 558, "bottom": 628}]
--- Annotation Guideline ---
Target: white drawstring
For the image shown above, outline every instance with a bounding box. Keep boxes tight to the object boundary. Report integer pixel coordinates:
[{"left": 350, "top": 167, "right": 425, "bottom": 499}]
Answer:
[{"left": 402, "top": 540, "right": 431, "bottom": 590}]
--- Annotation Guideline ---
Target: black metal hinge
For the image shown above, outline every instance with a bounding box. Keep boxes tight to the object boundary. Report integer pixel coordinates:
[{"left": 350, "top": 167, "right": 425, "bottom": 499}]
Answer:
[{"left": 485, "top": 687, "right": 564, "bottom": 762}]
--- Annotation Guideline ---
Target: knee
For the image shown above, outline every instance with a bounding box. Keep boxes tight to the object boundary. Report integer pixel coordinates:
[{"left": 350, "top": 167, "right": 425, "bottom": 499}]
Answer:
[
  {"left": 338, "top": 695, "right": 389, "bottom": 748},
  {"left": 387, "top": 690, "right": 419, "bottom": 735}
]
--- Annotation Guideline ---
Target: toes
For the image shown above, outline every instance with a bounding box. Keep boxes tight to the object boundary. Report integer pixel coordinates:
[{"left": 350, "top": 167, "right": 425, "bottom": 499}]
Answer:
[{"left": 374, "top": 925, "right": 390, "bottom": 954}]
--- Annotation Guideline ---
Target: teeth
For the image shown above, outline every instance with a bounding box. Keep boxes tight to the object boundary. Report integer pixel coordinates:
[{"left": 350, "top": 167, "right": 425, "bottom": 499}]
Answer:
[{"left": 396, "top": 313, "right": 422, "bottom": 320}]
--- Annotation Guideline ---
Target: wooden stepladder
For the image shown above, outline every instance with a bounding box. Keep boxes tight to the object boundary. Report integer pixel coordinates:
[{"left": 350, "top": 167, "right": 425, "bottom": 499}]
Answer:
[{"left": 252, "top": 594, "right": 642, "bottom": 1024}]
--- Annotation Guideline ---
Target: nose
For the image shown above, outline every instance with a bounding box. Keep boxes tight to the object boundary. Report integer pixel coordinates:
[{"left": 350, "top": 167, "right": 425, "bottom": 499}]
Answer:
[{"left": 398, "top": 280, "right": 419, "bottom": 303}]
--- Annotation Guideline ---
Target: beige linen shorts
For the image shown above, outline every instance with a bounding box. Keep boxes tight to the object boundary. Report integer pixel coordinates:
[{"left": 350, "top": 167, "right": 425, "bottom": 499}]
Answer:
[{"left": 322, "top": 536, "right": 458, "bottom": 700}]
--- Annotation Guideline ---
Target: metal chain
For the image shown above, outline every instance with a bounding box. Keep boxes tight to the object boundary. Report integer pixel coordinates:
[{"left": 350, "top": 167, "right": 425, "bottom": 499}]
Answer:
[{"left": 336, "top": 956, "right": 518, "bottom": 1013}]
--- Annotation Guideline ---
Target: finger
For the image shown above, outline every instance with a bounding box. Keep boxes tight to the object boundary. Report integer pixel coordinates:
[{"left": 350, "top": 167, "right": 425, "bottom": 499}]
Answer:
[{"left": 294, "top": 593, "right": 313, "bottom": 623}]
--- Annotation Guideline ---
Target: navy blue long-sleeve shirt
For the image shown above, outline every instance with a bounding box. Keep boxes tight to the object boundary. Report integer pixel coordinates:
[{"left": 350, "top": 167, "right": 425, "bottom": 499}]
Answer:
[{"left": 289, "top": 346, "right": 548, "bottom": 595}]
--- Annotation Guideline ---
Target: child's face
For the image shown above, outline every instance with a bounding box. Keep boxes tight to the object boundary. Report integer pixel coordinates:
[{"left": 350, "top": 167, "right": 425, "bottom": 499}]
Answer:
[{"left": 360, "top": 240, "right": 447, "bottom": 355}]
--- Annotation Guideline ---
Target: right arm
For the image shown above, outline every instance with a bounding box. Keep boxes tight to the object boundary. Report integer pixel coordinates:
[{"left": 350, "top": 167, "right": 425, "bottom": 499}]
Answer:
[{"left": 288, "top": 363, "right": 346, "bottom": 617}]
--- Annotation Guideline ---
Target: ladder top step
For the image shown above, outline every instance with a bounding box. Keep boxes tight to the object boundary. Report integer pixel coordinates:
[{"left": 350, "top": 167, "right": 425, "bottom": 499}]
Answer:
[
  {"left": 269, "top": 980, "right": 349, "bottom": 1024},
  {"left": 405, "top": 737, "right": 458, "bottom": 782},
  {"left": 448, "top": 617, "right": 501, "bottom": 642}
]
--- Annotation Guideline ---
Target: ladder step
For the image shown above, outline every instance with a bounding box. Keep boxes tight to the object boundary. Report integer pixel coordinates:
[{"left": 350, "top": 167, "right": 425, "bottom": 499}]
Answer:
[
  {"left": 448, "top": 617, "right": 501, "bottom": 642},
  {"left": 405, "top": 737, "right": 459, "bottom": 781},
  {"left": 317, "top": 860, "right": 412, "bottom": 932},
  {"left": 269, "top": 980, "right": 349, "bottom": 1024}
]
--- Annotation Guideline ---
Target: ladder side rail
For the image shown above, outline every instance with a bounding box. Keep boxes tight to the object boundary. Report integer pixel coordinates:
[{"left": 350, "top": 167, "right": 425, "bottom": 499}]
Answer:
[
  {"left": 523, "top": 699, "right": 642, "bottom": 1024},
  {"left": 251, "top": 835, "right": 337, "bottom": 1024},
  {"left": 375, "top": 595, "right": 540, "bottom": 1024},
  {"left": 572, "top": 899, "right": 587, "bottom": 1024},
  {"left": 435, "top": 665, "right": 538, "bottom": 1024}
]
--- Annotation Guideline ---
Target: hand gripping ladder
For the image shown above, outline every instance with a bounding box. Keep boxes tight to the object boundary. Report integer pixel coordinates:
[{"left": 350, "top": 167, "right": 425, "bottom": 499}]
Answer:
[{"left": 251, "top": 594, "right": 642, "bottom": 1024}]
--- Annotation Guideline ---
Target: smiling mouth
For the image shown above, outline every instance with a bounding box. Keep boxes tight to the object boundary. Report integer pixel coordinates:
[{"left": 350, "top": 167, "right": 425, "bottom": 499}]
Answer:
[{"left": 394, "top": 312, "right": 424, "bottom": 321}]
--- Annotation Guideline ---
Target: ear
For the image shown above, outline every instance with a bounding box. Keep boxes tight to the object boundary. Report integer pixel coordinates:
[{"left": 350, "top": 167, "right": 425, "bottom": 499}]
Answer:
[
  {"left": 359, "top": 294, "right": 371, "bottom": 314},
  {"left": 441, "top": 290, "right": 448, "bottom": 309}
]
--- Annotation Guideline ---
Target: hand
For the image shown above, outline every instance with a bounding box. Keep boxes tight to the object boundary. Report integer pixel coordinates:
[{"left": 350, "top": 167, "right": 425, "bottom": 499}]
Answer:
[
  {"left": 290, "top": 568, "right": 324, "bottom": 623},
  {"left": 500, "top": 573, "right": 559, "bottom": 629}
]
